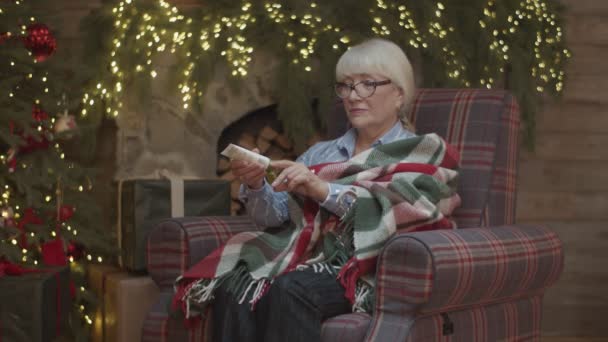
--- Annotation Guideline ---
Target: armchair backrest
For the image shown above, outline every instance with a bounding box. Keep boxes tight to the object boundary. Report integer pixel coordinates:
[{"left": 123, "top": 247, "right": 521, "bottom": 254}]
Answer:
[{"left": 327, "top": 88, "right": 520, "bottom": 228}]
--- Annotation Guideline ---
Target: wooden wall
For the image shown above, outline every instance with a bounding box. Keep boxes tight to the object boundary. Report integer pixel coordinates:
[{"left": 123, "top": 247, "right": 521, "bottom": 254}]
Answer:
[{"left": 519, "top": 0, "right": 608, "bottom": 337}]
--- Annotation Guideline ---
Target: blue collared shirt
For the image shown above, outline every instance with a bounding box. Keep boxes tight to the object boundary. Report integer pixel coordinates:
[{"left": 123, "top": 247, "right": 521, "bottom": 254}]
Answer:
[{"left": 239, "top": 121, "right": 416, "bottom": 227}]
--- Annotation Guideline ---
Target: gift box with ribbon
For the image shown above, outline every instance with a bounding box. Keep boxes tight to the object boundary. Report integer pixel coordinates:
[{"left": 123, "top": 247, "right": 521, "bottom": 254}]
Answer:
[
  {"left": 0, "top": 265, "right": 71, "bottom": 342},
  {"left": 88, "top": 264, "right": 160, "bottom": 342},
  {"left": 116, "top": 171, "right": 231, "bottom": 272}
]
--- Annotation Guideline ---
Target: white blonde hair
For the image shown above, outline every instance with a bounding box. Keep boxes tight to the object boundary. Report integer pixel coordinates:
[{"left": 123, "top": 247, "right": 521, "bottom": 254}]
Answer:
[{"left": 336, "top": 38, "right": 416, "bottom": 131}]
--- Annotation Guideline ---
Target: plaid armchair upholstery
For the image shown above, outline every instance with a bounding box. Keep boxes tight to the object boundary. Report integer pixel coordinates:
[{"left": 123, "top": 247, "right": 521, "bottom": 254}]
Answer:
[{"left": 142, "top": 89, "right": 563, "bottom": 342}]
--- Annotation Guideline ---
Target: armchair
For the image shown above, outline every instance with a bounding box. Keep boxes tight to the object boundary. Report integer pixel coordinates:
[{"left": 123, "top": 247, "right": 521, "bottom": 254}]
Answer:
[{"left": 142, "top": 89, "right": 563, "bottom": 342}]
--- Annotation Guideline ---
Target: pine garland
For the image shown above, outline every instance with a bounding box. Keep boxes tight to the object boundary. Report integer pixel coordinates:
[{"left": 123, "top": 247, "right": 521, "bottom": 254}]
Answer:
[{"left": 81, "top": 0, "right": 569, "bottom": 149}]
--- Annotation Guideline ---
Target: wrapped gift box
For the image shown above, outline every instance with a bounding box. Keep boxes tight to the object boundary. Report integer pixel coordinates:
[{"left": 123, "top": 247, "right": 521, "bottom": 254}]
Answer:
[
  {"left": 0, "top": 266, "right": 71, "bottom": 342},
  {"left": 89, "top": 264, "right": 123, "bottom": 342},
  {"left": 117, "top": 179, "right": 231, "bottom": 271},
  {"left": 89, "top": 264, "right": 160, "bottom": 342}
]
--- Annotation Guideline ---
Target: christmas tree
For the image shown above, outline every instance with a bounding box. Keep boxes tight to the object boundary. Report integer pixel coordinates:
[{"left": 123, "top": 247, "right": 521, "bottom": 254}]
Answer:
[{"left": 1, "top": 0, "right": 114, "bottom": 339}]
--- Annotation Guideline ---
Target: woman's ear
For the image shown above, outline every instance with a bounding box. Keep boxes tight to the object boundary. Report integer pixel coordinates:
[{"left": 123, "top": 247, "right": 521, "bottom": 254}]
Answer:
[{"left": 395, "top": 89, "right": 404, "bottom": 109}]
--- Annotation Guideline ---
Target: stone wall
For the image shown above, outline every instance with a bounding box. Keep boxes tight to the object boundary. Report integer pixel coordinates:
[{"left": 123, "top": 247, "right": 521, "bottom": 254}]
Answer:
[
  {"left": 113, "top": 50, "right": 279, "bottom": 179},
  {"left": 40, "top": 0, "right": 280, "bottom": 180}
]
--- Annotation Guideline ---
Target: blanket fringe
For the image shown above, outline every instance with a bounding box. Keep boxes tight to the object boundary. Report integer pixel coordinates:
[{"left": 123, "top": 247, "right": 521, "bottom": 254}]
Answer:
[
  {"left": 249, "top": 278, "right": 272, "bottom": 309},
  {"left": 176, "top": 277, "right": 219, "bottom": 319},
  {"left": 238, "top": 279, "right": 255, "bottom": 304},
  {"left": 188, "top": 278, "right": 219, "bottom": 304},
  {"left": 352, "top": 281, "right": 373, "bottom": 313}
]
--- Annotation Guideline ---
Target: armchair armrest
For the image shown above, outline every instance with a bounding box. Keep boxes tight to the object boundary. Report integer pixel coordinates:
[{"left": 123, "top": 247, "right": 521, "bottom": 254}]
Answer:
[
  {"left": 146, "top": 216, "right": 257, "bottom": 291},
  {"left": 366, "top": 225, "right": 563, "bottom": 341}
]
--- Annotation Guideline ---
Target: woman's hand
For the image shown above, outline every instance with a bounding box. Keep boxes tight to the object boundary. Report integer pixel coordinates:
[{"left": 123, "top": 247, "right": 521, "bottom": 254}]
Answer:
[
  {"left": 270, "top": 160, "right": 329, "bottom": 202},
  {"left": 230, "top": 148, "right": 266, "bottom": 190}
]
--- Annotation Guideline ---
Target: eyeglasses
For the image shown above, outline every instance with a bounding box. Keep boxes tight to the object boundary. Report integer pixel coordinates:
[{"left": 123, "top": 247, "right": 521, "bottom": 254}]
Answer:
[{"left": 334, "top": 79, "right": 392, "bottom": 99}]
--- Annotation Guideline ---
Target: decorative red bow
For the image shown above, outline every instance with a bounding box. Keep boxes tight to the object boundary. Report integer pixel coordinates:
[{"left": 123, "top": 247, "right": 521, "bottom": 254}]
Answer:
[{"left": 0, "top": 258, "right": 42, "bottom": 277}]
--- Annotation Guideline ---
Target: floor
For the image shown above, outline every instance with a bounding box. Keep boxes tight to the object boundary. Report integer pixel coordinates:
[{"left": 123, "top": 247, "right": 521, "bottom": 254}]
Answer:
[{"left": 542, "top": 338, "right": 608, "bottom": 342}]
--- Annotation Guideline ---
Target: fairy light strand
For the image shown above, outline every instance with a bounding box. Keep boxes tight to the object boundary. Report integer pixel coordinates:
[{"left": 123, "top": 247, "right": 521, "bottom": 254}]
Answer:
[
  {"left": 2, "top": 4, "right": 102, "bottom": 331},
  {"left": 82, "top": 0, "right": 568, "bottom": 149}
]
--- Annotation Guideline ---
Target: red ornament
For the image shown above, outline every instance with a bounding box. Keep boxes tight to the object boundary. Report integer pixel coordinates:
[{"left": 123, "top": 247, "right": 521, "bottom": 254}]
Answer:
[
  {"left": 23, "top": 23, "right": 56, "bottom": 62},
  {"left": 41, "top": 238, "right": 67, "bottom": 266},
  {"left": 16, "top": 208, "right": 43, "bottom": 248},
  {"left": 58, "top": 205, "right": 75, "bottom": 222},
  {"left": 17, "top": 106, "right": 52, "bottom": 154},
  {"left": 0, "top": 32, "right": 10, "bottom": 44},
  {"left": 1, "top": 258, "right": 42, "bottom": 277},
  {"left": 32, "top": 106, "right": 49, "bottom": 122},
  {"left": 4, "top": 104, "right": 52, "bottom": 174},
  {"left": 67, "top": 241, "right": 85, "bottom": 260}
]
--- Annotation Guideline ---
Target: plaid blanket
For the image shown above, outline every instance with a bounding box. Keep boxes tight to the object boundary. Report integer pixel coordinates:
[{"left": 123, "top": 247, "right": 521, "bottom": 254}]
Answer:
[{"left": 172, "top": 133, "right": 461, "bottom": 319}]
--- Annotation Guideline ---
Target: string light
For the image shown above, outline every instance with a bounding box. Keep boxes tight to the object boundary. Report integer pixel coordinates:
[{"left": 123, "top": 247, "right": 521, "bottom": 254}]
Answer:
[
  {"left": 81, "top": 0, "right": 567, "bottom": 150},
  {"left": 1, "top": 5, "right": 102, "bottom": 337}
]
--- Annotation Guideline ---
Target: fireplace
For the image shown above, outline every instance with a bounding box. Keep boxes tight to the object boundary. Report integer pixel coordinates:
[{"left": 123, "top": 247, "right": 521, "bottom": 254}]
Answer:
[{"left": 112, "top": 48, "right": 330, "bottom": 215}]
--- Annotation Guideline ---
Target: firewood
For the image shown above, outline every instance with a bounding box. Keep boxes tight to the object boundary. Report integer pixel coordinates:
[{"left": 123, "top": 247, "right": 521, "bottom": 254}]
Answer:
[
  {"left": 217, "top": 158, "right": 231, "bottom": 173},
  {"left": 307, "top": 133, "right": 322, "bottom": 147},
  {"left": 219, "top": 169, "right": 236, "bottom": 181},
  {"left": 231, "top": 180, "right": 241, "bottom": 200},
  {"left": 231, "top": 200, "right": 243, "bottom": 216},
  {"left": 238, "top": 132, "right": 257, "bottom": 150},
  {"left": 293, "top": 144, "right": 307, "bottom": 156},
  {"left": 256, "top": 136, "right": 272, "bottom": 154},
  {"left": 266, "top": 146, "right": 286, "bottom": 161},
  {"left": 274, "top": 134, "right": 293, "bottom": 150},
  {"left": 259, "top": 125, "right": 279, "bottom": 141}
]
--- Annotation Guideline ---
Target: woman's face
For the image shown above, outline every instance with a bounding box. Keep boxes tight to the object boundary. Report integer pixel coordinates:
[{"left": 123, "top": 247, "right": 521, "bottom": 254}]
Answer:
[{"left": 340, "top": 73, "right": 403, "bottom": 132}]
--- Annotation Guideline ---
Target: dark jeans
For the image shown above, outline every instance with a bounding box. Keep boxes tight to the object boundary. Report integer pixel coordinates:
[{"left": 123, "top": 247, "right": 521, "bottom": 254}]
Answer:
[{"left": 211, "top": 268, "right": 351, "bottom": 342}]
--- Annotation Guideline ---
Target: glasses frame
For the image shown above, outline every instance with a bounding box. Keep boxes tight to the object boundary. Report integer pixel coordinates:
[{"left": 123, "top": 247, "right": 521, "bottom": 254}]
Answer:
[{"left": 334, "top": 79, "right": 392, "bottom": 99}]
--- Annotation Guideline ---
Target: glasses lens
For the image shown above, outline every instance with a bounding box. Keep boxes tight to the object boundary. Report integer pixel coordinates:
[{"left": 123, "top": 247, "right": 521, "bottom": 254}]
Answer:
[
  {"left": 335, "top": 83, "right": 350, "bottom": 98},
  {"left": 354, "top": 82, "right": 375, "bottom": 98}
]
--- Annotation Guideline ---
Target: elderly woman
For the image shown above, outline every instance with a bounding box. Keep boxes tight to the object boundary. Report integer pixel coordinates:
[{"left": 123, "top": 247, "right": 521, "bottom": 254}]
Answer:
[{"left": 174, "top": 38, "right": 460, "bottom": 342}]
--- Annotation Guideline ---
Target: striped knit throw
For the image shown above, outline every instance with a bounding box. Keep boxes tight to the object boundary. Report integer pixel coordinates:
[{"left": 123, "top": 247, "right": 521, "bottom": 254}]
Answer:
[{"left": 172, "top": 133, "right": 461, "bottom": 319}]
